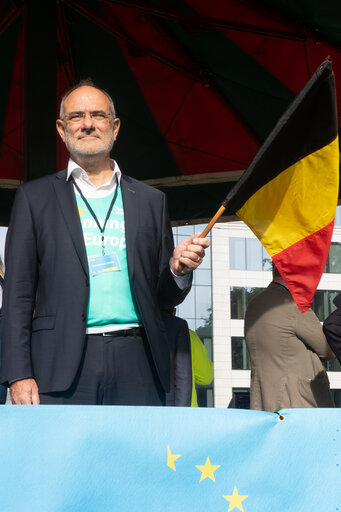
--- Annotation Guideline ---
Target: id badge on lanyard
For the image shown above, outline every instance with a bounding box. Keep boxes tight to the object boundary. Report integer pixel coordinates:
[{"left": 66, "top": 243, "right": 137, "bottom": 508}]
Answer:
[{"left": 88, "top": 252, "right": 121, "bottom": 276}]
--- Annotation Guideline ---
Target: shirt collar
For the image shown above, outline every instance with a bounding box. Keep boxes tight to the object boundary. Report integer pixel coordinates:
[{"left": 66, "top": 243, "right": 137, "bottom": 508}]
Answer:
[{"left": 66, "top": 157, "right": 121, "bottom": 187}]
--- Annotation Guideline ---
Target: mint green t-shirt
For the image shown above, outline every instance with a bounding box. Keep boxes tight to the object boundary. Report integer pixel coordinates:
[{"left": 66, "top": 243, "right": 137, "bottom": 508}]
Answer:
[{"left": 76, "top": 187, "right": 142, "bottom": 328}]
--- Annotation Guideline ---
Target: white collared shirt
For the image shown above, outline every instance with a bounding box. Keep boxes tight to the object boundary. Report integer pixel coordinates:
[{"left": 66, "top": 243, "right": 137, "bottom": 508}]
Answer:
[{"left": 67, "top": 157, "right": 121, "bottom": 198}]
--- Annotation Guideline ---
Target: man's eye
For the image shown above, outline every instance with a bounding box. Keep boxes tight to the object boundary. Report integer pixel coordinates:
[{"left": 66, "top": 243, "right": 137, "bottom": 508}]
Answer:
[
  {"left": 93, "top": 113, "right": 106, "bottom": 120},
  {"left": 69, "top": 114, "right": 82, "bottom": 121}
]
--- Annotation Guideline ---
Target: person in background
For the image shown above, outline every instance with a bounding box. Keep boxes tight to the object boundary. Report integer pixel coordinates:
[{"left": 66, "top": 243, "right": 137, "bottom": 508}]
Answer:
[
  {"left": 189, "top": 329, "right": 213, "bottom": 407},
  {"left": 244, "top": 263, "right": 335, "bottom": 411},
  {"left": 162, "top": 311, "right": 192, "bottom": 407},
  {"left": 0, "top": 258, "right": 7, "bottom": 404}
]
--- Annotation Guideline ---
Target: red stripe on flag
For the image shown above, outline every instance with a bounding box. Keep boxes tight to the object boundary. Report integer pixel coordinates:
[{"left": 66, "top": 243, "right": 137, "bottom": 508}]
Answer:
[{"left": 273, "top": 220, "right": 335, "bottom": 312}]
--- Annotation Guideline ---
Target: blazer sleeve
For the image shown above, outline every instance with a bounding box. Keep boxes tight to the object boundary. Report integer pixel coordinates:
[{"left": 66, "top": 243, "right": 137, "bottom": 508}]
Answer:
[
  {"left": 295, "top": 308, "right": 335, "bottom": 361},
  {"left": 323, "top": 308, "right": 341, "bottom": 363},
  {"left": 1, "top": 186, "right": 38, "bottom": 384}
]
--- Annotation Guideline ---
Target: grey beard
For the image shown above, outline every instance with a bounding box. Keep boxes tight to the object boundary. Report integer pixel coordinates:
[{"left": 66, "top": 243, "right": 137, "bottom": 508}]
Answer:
[{"left": 64, "top": 132, "right": 114, "bottom": 159}]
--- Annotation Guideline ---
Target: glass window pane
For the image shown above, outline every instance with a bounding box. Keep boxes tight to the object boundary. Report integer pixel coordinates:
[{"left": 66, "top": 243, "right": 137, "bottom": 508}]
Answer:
[
  {"left": 195, "top": 286, "right": 212, "bottom": 323},
  {"left": 335, "top": 206, "right": 341, "bottom": 226},
  {"left": 196, "top": 319, "right": 212, "bottom": 338},
  {"left": 230, "top": 287, "right": 245, "bottom": 319},
  {"left": 231, "top": 287, "right": 264, "bottom": 319},
  {"left": 201, "top": 244, "right": 211, "bottom": 269},
  {"left": 312, "top": 290, "right": 339, "bottom": 321},
  {"left": 232, "top": 337, "right": 250, "bottom": 370},
  {"left": 229, "top": 238, "right": 245, "bottom": 270},
  {"left": 205, "top": 389, "right": 214, "bottom": 408},
  {"left": 246, "top": 287, "right": 265, "bottom": 308},
  {"left": 232, "top": 388, "right": 250, "bottom": 409},
  {"left": 324, "top": 257, "right": 329, "bottom": 274},
  {"left": 246, "top": 238, "right": 262, "bottom": 270},
  {"left": 325, "top": 359, "right": 341, "bottom": 372},
  {"left": 329, "top": 243, "right": 341, "bottom": 273},
  {"left": 203, "top": 337, "right": 213, "bottom": 360},
  {"left": 195, "top": 318, "right": 206, "bottom": 329},
  {"left": 195, "top": 269, "right": 211, "bottom": 286},
  {"left": 331, "top": 389, "right": 341, "bottom": 407},
  {"left": 186, "top": 318, "right": 196, "bottom": 331},
  {"left": 195, "top": 224, "right": 211, "bottom": 237},
  {"left": 327, "top": 291, "right": 338, "bottom": 316},
  {"left": 262, "top": 246, "right": 272, "bottom": 271},
  {"left": 177, "top": 287, "right": 195, "bottom": 319},
  {"left": 312, "top": 290, "right": 325, "bottom": 321},
  {"left": 177, "top": 224, "right": 195, "bottom": 236}
]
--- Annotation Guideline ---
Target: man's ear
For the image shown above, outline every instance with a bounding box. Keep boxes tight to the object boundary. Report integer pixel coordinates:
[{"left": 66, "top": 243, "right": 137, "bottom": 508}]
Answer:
[
  {"left": 113, "top": 118, "right": 120, "bottom": 141},
  {"left": 56, "top": 119, "right": 66, "bottom": 143}
]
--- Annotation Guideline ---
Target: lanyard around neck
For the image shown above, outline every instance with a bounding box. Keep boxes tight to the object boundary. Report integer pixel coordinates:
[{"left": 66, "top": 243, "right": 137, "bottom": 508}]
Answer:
[{"left": 72, "top": 177, "right": 119, "bottom": 256}]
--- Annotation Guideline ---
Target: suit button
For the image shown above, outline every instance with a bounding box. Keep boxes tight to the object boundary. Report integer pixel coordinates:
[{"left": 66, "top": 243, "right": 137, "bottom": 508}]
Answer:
[{"left": 82, "top": 314, "right": 86, "bottom": 322}]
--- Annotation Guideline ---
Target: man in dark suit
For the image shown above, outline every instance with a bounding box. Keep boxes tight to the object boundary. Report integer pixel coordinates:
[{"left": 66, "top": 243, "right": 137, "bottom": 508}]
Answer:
[{"left": 1, "top": 80, "right": 209, "bottom": 405}]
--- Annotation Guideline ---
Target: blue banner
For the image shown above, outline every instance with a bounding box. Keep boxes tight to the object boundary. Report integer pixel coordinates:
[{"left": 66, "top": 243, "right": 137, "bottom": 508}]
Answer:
[{"left": 0, "top": 406, "right": 340, "bottom": 511}]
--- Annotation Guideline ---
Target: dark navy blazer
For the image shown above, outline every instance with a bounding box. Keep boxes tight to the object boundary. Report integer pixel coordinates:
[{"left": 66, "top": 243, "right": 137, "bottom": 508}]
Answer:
[{"left": 1, "top": 170, "right": 190, "bottom": 393}]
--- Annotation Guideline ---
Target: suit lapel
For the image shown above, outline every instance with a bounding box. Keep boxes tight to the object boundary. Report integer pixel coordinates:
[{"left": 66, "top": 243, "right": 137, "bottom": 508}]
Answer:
[
  {"left": 53, "top": 172, "right": 89, "bottom": 277},
  {"left": 121, "top": 175, "right": 138, "bottom": 278}
]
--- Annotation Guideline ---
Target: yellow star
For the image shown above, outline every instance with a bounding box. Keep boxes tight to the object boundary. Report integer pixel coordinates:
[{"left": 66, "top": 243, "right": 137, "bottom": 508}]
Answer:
[
  {"left": 78, "top": 205, "right": 86, "bottom": 217},
  {"left": 167, "top": 446, "right": 181, "bottom": 471},
  {"left": 195, "top": 456, "right": 220, "bottom": 482},
  {"left": 223, "top": 486, "right": 248, "bottom": 511}
]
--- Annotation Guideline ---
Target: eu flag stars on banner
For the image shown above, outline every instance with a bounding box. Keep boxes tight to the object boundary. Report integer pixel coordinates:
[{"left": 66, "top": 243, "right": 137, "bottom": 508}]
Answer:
[
  {"left": 168, "top": 445, "right": 247, "bottom": 510},
  {"left": 223, "top": 487, "right": 248, "bottom": 511}
]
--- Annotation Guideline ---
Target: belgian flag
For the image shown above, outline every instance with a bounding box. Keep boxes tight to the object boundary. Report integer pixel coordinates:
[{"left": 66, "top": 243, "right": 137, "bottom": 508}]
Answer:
[{"left": 224, "top": 59, "right": 339, "bottom": 312}]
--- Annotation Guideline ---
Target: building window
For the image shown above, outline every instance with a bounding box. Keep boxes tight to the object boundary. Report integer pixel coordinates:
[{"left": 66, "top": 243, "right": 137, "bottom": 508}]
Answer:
[
  {"left": 231, "top": 337, "right": 250, "bottom": 370},
  {"left": 229, "top": 237, "right": 246, "bottom": 270},
  {"left": 312, "top": 290, "right": 339, "bottom": 321},
  {"left": 246, "top": 238, "right": 262, "bottom": 270},
  {"left": 195, "top": 334, "right": 214, "bottom": 407},
  {"left": 331, "top": 389, "right": 341, "bottom": 407},
  {"left": 197, "top": 386, "right": 214, "bottom": 407},
  {"left": 231, "top": 388, "right": 250, "bottom": 409},
  {"left": 230, "top": 287, "right": 265, "bottom": 319},
  {"left": 324, "top": 243, "right": 341, "bottom": 273},
  {"left": 325, "top": 359, "right": 341, "bottom": 372},
  {"left": 229, "top": 237, "right": 271, "bottom": 271},
  {"left": 335, "top": 206, "right": 341, "bottom": 226}
]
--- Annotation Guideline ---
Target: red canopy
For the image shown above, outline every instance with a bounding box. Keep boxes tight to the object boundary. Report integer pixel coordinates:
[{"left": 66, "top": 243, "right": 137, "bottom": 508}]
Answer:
[{"left": 0, "top": 0, "right": 340, "bottom": 222}]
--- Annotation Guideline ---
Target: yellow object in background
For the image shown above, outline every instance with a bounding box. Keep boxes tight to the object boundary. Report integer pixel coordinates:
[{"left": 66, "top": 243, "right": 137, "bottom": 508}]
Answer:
[{"left": 189, "top": 330, "right": 213, "bottom": 407}]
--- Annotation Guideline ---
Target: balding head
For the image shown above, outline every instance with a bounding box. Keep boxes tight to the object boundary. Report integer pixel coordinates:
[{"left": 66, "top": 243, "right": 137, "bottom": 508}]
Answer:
[{"left": 59, "top": 79, "right": 116, "bottom": 120}]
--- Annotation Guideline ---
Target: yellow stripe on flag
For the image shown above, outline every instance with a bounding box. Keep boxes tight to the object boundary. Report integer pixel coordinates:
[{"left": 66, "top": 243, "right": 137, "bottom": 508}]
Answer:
[{"left": 237, "top": 137, "right": 339, "bottom": 257}]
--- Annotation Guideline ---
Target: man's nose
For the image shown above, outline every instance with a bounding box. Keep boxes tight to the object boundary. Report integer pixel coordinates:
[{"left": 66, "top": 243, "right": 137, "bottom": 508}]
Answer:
[{"left": 81, "top": 112, "right": 95, "bottom": 129}]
